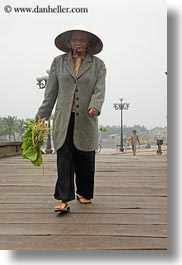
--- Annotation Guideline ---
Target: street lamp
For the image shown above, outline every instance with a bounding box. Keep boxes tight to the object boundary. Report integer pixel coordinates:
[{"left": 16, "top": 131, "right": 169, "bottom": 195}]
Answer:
[
  {"left": 113, "top": 98, "right": 130, "bottom": 152},
  {"left": 36, "top": 75, "right": 49, "bottom": 89},
  {"left": 36, "top": 73, "right": 53, "bottom": 154}
]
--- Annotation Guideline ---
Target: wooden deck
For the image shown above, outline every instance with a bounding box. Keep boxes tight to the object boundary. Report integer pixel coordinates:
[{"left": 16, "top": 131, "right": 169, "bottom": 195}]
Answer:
[{"left": 0, "top": 149, "right": 167, "bottom": 250}]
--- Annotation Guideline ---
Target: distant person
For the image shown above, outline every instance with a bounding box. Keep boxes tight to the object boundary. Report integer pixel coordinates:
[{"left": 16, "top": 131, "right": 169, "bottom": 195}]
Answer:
[
  {"left": 35, "top": 25, "right": 106, "bottom": 212},
  {"left": 124, "top": 137, "right": 131, "bottom": 151},
  {"left": 131, "top": 130, "right": 140, "bottom": 155},
  {"left": 156, "top": 139, "right": 163, "bottom": 155}
]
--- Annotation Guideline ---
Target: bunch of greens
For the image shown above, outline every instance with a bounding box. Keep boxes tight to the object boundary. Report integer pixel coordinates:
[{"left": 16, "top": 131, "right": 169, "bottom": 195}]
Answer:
[{"left": 21, "top": 118, "right": 47, "bottom": 167}]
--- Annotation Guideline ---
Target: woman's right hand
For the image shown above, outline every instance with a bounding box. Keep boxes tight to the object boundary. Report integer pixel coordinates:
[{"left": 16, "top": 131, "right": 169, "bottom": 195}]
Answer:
[{"left": 34, "top": 117, "right": 45, "bottom": 123}]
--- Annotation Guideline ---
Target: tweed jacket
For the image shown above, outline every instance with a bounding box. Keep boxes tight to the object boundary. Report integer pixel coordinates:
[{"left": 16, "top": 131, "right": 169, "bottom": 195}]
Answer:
[{"left": 36, "top": 51, "right": 106, "bottom": 151}]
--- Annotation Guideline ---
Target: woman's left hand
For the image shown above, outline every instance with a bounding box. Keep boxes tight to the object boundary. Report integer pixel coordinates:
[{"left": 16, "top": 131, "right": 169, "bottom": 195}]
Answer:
[{"left": 88, "top": 108, "right": 98, "bottom": 117}]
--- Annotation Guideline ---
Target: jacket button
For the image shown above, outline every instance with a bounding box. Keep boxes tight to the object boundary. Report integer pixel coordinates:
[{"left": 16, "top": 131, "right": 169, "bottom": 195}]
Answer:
[
  {"left": 75, "top": 89, "right": 78, "bottom": 92},
  {"left": 76, "top": 105, "right": 79, "bottom": 108},
  {"left": 76, "top": 97, "right": 79, "bottom": 100},
  {"left": 76, "top": 113, "right": 79, "bottom": 116}
]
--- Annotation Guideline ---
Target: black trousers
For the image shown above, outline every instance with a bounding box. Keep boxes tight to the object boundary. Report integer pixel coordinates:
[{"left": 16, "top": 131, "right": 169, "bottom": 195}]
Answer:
[{"left": 54, "top": 113, "right": 95, "bottom": 202}]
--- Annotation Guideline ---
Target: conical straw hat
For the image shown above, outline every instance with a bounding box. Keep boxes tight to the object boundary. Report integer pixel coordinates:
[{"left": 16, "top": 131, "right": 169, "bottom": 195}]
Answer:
[{"left": 55, "top": 25, "right": 103, "bottom": 55}]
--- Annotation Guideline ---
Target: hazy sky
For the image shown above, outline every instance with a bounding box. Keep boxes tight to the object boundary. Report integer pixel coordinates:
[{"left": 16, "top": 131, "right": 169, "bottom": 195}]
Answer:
[{"left": 0, "top": 0, "right": 167, "bottom": 129}]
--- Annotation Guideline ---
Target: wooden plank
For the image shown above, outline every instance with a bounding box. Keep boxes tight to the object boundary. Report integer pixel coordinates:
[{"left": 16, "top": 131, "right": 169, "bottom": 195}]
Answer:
[
  {"left": 0, "top": 175, "right": 167, "bottom": 182},
  {"left": 0, "top": 205, "right": 167, "bottom": 214},
  {"left": 0, "top": 223, "right": 167, "bottom": 237},
  {"left": 0, "top": 212, "right": 167, "bottom": 224},
  {"left": 0, "top": 194, "right": 167, "bottom": 206},
  {"left": 0, "top": 179, "right": 167, "bottom": 185},
  {"left": 0, "top": 235, "right": 168, "bottom": 250},
  {"left": 0, "top": 185, "right": 167, "bottom": 196}
]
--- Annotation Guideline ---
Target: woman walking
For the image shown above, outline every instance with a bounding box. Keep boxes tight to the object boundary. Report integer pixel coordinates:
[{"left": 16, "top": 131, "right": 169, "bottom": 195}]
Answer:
[
  {"left": 131, "top": 130, "right": 140, "bottom": 156},
  {"left": 35, "top": 25, "right": 106, "bottom": 212}
]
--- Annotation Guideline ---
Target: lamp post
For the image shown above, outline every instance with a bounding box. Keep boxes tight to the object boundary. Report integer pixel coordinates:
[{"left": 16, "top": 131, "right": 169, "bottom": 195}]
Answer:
[
  {"left": 36, "top": 73, "right": 53, "bottom": 154},
  {"left": 113, "top": 98, "right": 130, "bottom": 152}
]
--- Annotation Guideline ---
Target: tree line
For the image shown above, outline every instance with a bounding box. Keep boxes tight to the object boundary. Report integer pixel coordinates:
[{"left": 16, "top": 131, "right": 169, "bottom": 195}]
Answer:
[
  {"left": 0, "top": 116, "right": 26, "bottom": 141},
  {"left": 0, "top": 115, "right": 149, "bottom": 142},
  {"left": 99, "top": 124, "right": 148, "bottom": 139}
]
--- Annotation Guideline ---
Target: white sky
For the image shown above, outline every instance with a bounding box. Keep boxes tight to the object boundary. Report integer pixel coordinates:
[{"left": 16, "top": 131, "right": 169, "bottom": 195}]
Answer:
[{"left": 0, "top": 0, "right": 167, "bottom": 129}]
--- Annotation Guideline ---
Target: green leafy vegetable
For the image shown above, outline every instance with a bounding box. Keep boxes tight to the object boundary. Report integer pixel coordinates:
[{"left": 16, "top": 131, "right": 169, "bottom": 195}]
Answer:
[{"left": 21, "top": 118, "right": 47, "bottom": 167}]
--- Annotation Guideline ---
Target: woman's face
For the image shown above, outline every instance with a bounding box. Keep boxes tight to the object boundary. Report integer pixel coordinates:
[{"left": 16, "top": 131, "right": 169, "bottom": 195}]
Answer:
[{"left": 70, "top": 31, "right": 89, "bottom": 52}]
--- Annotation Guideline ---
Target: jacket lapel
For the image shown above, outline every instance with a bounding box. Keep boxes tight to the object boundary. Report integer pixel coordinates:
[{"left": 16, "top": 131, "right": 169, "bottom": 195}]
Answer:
[
  {"left": 64, "top": 52, "right": 76, "bottom": 79},
  {"left": 77, "top": 53, "right": 92, "bottom": 79},
  {"left": 64, "top": 52, "right": 92, "bottom": 80}
]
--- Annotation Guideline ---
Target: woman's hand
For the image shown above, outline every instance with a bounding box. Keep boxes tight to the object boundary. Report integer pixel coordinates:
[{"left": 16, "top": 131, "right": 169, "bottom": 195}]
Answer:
[
  {"left": 88, "top": 108, "right": 98, "bottom": 117},
  {"left": 34, "top": 117, "right": 46, "bottom": 123}
]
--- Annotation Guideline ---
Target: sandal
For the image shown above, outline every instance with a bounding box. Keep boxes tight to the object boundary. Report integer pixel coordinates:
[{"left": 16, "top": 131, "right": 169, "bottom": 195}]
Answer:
[
  {"left": 76, "top": 194, "right": 91, "bottom": 204},
  {"left": 54, "top": 202, "right": 70, "bottom": 212}
]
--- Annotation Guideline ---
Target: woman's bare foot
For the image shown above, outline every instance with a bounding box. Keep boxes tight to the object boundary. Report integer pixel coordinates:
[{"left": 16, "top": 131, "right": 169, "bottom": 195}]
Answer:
[
  {"left": 77, "top": 195, "right": 91, "bottom": 204},
  {"left": 54, "top": 201, "right": 70, "bottom": 212}
]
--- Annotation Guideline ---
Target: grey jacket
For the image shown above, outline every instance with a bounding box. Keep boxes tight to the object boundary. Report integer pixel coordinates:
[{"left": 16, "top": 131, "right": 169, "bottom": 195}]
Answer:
[{"left": 36, "top": 51, "right": 106, "bottom": 151}]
